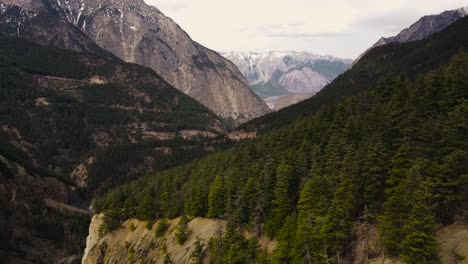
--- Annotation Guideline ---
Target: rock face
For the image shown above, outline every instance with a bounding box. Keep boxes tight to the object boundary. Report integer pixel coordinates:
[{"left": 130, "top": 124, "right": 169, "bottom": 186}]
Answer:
[
  {"left": 0, "top": 0, "right": 270, "bottom": 122},
  {"left": 222, "top": 51, "right": 351, "bottom": 109},
  {"left": 354, "top": 6, "right": 468, "bottom": 64},
  {"left": 82, "top": 215, "right": 228, "bottom": 264}
]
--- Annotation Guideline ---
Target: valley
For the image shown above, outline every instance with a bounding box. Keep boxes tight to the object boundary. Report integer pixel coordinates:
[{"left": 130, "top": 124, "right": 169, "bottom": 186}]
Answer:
[{"left": 0, "top": 1, "right": 467, "bottom": 264}]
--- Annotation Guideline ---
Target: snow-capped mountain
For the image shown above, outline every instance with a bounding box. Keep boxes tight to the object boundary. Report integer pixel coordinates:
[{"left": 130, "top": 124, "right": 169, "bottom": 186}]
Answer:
[
  {"left": 222, "top": 51, "right": 351, "bottom": 109},
  {"left": 355, "top": 6, "right": 468, "bottom": 64}
]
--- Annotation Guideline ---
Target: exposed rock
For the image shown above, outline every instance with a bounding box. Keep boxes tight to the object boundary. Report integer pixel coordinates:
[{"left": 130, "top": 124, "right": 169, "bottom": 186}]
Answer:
[
  {"left": 82, "top": 215, "right": 227, "bottom": 264},
  {"left": 227, "top": 130, "right": 257, "bottom": 141},
  {"left": 179, "top": 130, "right": 218, "bottom": 139},
  {"left": 70, "top": 157, "right": 96, "bottom": 188},
  {"left": 82, "top": 215, "right": 277, "bottom": 264}
]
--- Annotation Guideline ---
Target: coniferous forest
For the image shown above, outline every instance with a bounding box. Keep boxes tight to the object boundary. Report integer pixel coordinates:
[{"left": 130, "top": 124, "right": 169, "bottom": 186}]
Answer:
[{"left": 93, "top": 50, "right": 468, "bottom": 263}]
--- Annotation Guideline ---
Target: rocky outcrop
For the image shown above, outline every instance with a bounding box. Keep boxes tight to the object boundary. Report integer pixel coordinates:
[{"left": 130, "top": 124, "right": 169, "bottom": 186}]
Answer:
[
  {"left": 82, "top": 215, "right": 277, "bottom": 264},
  {"left": 82, "top": 215, "right": 228, "bottom": 264},
  {"left": 0, "top": 0, "right": 270, "bottom": 122},
  {"left": 354, "top": 6, "right": 468, "bottom": 64},
  {"left": 222, "top": 51, "right": 351, "bottom": 109}
]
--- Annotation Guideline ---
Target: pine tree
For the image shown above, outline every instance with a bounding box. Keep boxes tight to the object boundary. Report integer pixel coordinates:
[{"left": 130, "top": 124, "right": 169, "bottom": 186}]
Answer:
[
  {"left": 265, "top": 162, "right": 293, "bottom": 237},
  {"left": 361, "top": 138, "right": 387, "bottom": 213},
  {"left": 294, "top": 177, "right": 328, "bottom": 264},
  {"left": 321, "top": 175, "right": 354, "bottom": 260},
  {"left": 272, "top": 214, "right": 297, "bottom": 264},
  {"left": 208, "top": 176, "right": 225, "bottom": 218},
  {"left": 401, "top": 163, "right": 439, "bottom": 263},
  {"left": 379, "top": 145, "right": 413, "bottom": 255}
]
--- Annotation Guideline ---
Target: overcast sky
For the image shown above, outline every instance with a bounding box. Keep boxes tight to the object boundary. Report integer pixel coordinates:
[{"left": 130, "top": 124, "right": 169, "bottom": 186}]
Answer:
[{"left": 145, "top": 0, "right": 467, "bottom": 59}]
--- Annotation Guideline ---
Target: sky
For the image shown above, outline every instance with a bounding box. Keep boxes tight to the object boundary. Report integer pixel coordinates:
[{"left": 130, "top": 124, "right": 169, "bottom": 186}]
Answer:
[{"left": 145, "top": 0, "right": 467, "bottom": 59}]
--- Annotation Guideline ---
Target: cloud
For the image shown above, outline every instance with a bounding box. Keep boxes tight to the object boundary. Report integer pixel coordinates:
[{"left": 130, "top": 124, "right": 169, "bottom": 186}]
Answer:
[{"left": 349, "top": 10, "right": 419, "bottom": 34}]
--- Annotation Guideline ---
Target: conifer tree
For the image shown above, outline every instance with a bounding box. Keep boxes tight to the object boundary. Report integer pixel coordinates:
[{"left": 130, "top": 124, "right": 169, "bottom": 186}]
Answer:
[{"left": 208, "top": 176, "right": 225, "bottom": 218}]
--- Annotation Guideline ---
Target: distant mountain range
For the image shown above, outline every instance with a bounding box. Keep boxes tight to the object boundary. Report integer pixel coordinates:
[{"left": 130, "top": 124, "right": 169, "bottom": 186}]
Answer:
[
  {"left": 355, "top": 6, "right": 468, "bottom": 63},
  {"left": 222, "top": 51, "right": 351, "bottom": 109}
]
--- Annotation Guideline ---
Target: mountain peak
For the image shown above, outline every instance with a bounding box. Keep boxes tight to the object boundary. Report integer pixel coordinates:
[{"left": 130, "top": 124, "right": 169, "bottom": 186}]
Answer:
[{"left": 354, "top": 6, "right": 468, "bottom": 64}]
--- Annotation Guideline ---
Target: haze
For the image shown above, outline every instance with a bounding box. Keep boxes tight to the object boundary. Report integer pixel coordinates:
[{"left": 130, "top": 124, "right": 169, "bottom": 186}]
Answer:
[{"left": 146, "top": 0, "right": 467, "bottom": 59}]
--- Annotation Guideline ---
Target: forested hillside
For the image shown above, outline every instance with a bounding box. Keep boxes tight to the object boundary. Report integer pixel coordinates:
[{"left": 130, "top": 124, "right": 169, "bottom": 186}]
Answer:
[
  {"left": 93, "top": 49, "right": 468, "bottom": 263},
  {"left": 0, "top": 34, "right": 231, "bottom": 263},
  {"left": 239, "top": 16, "right": 468, "bottom": 134}
]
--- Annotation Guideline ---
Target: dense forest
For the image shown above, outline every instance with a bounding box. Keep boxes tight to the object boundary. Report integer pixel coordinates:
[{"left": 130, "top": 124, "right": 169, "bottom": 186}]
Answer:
[{"left": 94, "top": 47, "right": 468, "bottom": 262}]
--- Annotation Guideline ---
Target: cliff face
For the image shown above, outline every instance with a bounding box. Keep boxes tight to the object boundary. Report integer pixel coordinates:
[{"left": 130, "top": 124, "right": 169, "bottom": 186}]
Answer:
[
  {"left": 0, "top": 0, "right": 270, "bottom": 122},
  {"left": 82, "top": 215, "right": 227, "bottom": 264}
]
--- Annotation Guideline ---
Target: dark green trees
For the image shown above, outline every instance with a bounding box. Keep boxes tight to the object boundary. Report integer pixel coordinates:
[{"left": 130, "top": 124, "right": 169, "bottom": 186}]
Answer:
[
  {"left": 93, "top": 52, "right": 468, "bottom": 262},
  {"left": 208, "top": 176, "right": 226, "bottom": 218}
]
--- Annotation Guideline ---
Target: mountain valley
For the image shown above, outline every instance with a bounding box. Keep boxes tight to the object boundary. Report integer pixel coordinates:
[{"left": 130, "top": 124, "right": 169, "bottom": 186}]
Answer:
[{"left": 0, "top": 2, "right": 466, "bottom": 264}]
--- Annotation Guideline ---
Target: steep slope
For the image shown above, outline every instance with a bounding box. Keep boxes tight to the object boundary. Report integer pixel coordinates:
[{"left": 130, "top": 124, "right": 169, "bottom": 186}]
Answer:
[
  {"left": 354, "top": 6, "right": 468, "bottom": 64},
  {"left": 0, "top": 0, "right": 270, "bottom": 122},
  {"left": 0, "top": 0, "right": 116, "bottom": 59},
  {"left": 239, "top": 16, "right": 468, "bottom": 133},
  {"left": 222, "top": 51, "right": 351, "bottom": 109},
  {"left": 0, "top": 34, "right": 229, "bottom": 263},
  {"left": 93, "top": 48, "right": 468, "bottom": 263}
]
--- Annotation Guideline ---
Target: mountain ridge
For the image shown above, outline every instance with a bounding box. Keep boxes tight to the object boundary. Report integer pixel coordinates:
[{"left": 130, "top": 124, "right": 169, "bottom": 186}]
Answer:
[{"left": 354, "top": 6, "right": 468, "bottom": 64}]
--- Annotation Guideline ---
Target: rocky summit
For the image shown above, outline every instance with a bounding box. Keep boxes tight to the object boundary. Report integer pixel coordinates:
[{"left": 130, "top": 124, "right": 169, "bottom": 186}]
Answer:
[{"left": 0, "top": 0, "right": 270, "bottom": 123}]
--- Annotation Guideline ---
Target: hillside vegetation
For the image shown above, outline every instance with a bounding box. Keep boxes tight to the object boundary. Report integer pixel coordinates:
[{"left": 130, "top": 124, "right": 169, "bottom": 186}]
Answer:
[{"left": 94, "top": 47, "right": 468, "bottom": 264}]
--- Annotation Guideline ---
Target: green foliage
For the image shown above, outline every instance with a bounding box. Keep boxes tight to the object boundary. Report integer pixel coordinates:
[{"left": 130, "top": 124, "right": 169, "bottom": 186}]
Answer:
[
  {"left": 129, "top": 223, "right": 137, "bottom": 232},
  {"left": 208, "top": 176, "right": 226, "bottom": 218},
  {"left": 99, "top": 210, "right": 122, "bottom": 237},
  {"left": 189, "top": 236, "right": 206, "bottom": 264},
  {"left": 155, "top": 219, "right": 169, "bottom": 237},
  {"left": 175, "top": 215, "right": 189, "bottom": 245},
  {"left": 208, "top": 223, "right": 259, "bottom": 264}
]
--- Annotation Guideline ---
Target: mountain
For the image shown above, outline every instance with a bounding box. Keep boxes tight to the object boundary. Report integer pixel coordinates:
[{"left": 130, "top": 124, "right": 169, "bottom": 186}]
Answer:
[
  {"left": 239, "top": 15, "right": 468, "bottom": 133},
  {"left": 91, "top": 17, "right": 468, "bottom": 263},
  {"left": 222, "top": 51, "right": 351, "bottom": 109},
  {"left": 0, "top": 0, "right": 270, "bottom": 123},
  {"left": 0, "top": 33, "right": 232, "bottom": 263},
  {"left": 354, "top": 6, "right": 468, "bottom": 64}
]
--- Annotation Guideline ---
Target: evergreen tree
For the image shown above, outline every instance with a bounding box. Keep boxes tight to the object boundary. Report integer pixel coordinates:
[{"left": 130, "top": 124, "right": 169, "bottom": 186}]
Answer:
[
  {"left": 208, "top": 176, "right": 225, "bottom": 218},
  {"left": 401, "top": 163, "right": 439, "bottom": 264}
]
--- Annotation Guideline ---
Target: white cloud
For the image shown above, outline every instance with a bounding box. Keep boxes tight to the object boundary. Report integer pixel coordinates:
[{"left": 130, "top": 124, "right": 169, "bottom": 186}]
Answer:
[{"left": 146, "top": 0, "right": 468, "bottom": 58}]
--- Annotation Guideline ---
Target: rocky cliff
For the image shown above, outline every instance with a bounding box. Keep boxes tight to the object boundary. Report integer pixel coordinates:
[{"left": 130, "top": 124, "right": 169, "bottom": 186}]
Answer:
[
  {"left": 222, "top": 51, "right": 351, "bottom": 109},
  {"left": 0, "top": 0, "right": 270, "bottom": 122},
  {"left": 82, "top": 215, "right": 277, "bottom": 264}
]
